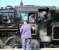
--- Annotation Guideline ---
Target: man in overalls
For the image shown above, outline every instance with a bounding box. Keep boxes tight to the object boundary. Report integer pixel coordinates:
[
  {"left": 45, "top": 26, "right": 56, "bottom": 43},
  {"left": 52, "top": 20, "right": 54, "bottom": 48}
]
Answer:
[{"left": 20, "top": 21, "right": 32, "bottom": 50}]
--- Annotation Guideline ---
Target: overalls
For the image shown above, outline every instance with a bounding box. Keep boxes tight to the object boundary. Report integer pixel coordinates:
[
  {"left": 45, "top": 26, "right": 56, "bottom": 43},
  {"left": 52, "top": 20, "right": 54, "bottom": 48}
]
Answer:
[{"left": 20, "top": 24, "right": 32, "bottom": 50}]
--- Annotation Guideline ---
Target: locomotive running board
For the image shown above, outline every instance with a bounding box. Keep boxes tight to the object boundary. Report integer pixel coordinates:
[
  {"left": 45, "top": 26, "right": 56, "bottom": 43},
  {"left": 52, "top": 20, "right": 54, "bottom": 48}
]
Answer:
[{"left": 0, "top": 27, "right": 18, "bottom": 32}]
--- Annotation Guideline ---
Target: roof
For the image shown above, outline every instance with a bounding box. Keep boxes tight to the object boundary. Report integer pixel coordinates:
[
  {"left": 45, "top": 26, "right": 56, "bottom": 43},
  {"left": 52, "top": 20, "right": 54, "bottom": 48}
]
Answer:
[{"left": 15, "top": 5, "right": 59, "bottom": 12}]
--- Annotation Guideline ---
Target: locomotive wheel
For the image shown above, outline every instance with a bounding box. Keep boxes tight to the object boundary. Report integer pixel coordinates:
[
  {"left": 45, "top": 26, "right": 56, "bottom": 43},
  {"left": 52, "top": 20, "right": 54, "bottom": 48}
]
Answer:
[
  {"left": 31, "top": 39, "right": 40, "bottom": 50},
  {"left": 5, "top": 36, "right": 21, "bottom": 48},
  {"left": 48, "top": 44, "right": 56, "bottom": 48}
]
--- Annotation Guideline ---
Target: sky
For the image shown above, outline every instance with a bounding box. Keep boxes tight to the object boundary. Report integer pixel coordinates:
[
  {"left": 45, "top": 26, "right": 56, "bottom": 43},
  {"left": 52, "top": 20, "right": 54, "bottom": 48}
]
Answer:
[{"left": 0, "top": 0, "right": 59, "bottom": 7}]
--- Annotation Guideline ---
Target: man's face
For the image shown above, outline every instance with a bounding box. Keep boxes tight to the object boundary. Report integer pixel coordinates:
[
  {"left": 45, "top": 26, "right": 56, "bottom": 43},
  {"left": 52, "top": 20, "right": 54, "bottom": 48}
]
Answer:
[
  {"left": 40, "top": 11, "right": 47, "bottom": 16},
  {"left": 42, "top": 11, "right": 47, "bottom": 16}
]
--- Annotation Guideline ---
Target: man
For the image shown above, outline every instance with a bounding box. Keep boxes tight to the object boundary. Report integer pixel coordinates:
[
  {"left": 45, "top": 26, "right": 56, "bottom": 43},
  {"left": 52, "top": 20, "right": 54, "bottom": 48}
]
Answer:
[
  {"left": 29, "top": 14, "right": 35, "bottom": 23},
  {"left": 20, "top": 20, "right": 32, "bottom": 50}
]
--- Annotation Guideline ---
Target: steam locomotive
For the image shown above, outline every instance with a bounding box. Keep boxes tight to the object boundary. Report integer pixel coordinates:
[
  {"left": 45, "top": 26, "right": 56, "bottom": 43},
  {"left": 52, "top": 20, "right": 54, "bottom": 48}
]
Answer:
[{"left": 0, "top": 6, "right": 59, "bottom": 49}]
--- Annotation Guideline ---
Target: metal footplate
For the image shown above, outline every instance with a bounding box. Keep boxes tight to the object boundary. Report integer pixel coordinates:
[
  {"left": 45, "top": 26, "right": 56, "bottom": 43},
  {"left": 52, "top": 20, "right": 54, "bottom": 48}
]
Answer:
[{"left": 0, "top": 27, "right": 18, "bottom": 32}]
